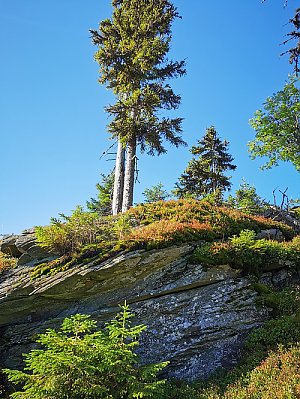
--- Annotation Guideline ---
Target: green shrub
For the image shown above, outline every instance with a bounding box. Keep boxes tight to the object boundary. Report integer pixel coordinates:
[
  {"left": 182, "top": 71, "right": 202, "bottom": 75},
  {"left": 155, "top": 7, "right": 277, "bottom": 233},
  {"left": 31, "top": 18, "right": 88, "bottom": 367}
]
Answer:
[
  {"left": 246, "top": 315, "right": 300, "bottom": 354},
  {"left": 192, "top": 230, "right": 300, "bottom": 275},
  {"left": 290, "top": 234, "right": 300, "bottom": 248},
  {"left": 221, "top": 344, "right": 300, "bottom": 399},
  {"left": 293, "top": 207, "right": 300, "bottom": 218},
  {"left": 113, "top": 214, "right": 132, "bottom": 239},
  {"left": 160, "top": 381, "right": 204, "bottom": 399},
  {"left": 4, "top": 304, "right": 168, "bottom": 399},
  {"left": 253, "top": 285, "right": 300, "bottom": 316},
  {"left": 35, "top": 206, "right": 115, "bottom": 255}
]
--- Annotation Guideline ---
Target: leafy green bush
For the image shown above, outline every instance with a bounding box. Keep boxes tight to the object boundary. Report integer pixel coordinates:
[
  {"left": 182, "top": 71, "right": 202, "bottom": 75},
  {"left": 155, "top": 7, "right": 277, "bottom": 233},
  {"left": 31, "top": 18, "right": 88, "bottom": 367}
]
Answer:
[
  {"left": 4, "top": 304, "right": 168, "bottom": 399},
  {"left": 192, "top": 230, "right": 300, "bottom": 274}
]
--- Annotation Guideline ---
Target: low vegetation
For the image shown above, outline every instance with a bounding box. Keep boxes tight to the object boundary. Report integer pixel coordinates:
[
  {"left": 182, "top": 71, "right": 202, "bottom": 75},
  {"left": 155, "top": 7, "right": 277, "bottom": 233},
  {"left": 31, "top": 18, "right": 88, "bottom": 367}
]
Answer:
[
  {"left": 192, "top": 230, "right": 300, "bottom": 275},
  {"left": 0, "top": 251, "right": 17, "bottom": 274},
  {"left": 35, "top": 206, "right": 115, "bottom": 255},
  {"left": 32, "top": 199, "right": 295, "bottom": 279},
  {"left": 4, "top": 304, "right": 168, "bottom": 399},
  {"left": 125, "top": 200, "right": 293, "bottom": 238}
]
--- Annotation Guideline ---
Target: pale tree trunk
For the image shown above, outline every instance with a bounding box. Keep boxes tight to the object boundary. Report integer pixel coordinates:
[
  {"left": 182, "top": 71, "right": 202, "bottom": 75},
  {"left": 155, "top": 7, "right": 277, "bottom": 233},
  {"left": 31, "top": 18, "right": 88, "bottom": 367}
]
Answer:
[
  {"left": 122, "top": 136, "right": 137, "bottom": 212},
  {"left": 112, "top": 139, "right": 125, "bottom": 215},
  {"left": 211, "top": 146, "right": 217, "bottom": 194}
]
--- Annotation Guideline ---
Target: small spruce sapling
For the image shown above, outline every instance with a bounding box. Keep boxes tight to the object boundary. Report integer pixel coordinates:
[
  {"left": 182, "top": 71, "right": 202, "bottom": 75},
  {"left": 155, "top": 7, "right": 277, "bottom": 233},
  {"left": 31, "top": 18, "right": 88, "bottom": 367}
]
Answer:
[
  {"left": 142, "top": 183, "right": 170, "bottom": 203},
  {"left": 86, "top": 171, "right": 114, "bottom": 216},
  {"left": 226, "top": 180, "right": 268, "bottom": 215},
  {"left": 4, "top": 304, "right": 168, "bottom": 399}
]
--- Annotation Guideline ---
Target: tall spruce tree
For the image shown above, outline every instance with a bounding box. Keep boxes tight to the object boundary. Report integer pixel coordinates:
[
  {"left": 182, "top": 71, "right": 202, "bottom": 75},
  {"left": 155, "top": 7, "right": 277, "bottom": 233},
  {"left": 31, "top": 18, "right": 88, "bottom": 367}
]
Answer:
[
  {"left": 90, "top": 0, "right": 186, "bottom": 214},
  {"left": 174, "top": 126, "right": 236, "bottom": 199}
]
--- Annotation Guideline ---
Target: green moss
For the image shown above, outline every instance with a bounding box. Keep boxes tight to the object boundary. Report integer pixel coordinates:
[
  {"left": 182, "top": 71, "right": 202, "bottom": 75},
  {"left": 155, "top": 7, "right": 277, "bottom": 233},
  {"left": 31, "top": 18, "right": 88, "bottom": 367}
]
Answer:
[
  {"left": 251, "top": 282, "right": 273, "bottom": 295},
  {"left": 30, "top": 256, "right": 72, "bottom": 280},
  {"left": 246, "top": 315, "right": 300, "bottom": 353}
]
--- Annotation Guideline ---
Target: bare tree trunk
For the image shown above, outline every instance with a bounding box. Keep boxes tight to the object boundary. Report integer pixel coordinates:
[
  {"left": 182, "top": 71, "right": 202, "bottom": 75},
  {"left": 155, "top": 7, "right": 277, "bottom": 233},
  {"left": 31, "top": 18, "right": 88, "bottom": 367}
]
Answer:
[
  {"left": 122, "top": 136, "right": 137, "bottom": 212},
  {"left": 112, "top": 139, "right": 125, "bottom": 215}
]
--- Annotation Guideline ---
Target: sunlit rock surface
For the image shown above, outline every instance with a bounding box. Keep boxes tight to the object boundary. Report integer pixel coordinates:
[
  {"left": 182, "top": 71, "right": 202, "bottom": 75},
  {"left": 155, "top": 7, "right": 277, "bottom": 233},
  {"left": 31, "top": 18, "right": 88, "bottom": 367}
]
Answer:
[{"left": 0, "top": 242, "right": 297, "bottom": 380}]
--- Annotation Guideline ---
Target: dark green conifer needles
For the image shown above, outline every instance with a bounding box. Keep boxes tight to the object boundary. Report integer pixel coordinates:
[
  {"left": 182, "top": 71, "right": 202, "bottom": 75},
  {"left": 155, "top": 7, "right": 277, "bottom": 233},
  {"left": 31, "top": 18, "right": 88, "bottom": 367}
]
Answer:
[
  {"left": 175, "top": 126, "right": 236, "bottom": 200},
  {"left": 90, "top": 0, "right": 186, "bottom": 213}
]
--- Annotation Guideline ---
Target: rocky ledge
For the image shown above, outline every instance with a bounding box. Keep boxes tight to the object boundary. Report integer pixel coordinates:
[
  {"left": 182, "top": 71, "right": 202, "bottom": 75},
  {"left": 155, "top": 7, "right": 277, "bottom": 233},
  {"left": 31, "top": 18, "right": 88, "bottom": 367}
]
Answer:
[
  {"left": 0, "top": 229, "right": 54, "bottom": 266},
  {"left": 1, "top": 237, "right": 298, "bottom": 381}
]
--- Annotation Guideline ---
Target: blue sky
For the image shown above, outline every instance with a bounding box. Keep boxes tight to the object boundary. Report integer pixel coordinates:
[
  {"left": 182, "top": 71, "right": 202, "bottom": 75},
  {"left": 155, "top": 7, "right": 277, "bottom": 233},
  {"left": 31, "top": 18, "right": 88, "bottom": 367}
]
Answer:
[{"left": 1, "top": 0, "right": 299, "bottom": 234}]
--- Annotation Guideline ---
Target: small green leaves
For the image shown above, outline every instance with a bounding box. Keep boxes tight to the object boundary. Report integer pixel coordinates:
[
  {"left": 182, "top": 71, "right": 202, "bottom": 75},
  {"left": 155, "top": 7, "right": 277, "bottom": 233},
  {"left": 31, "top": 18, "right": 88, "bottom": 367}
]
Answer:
[{"left": 249, "top": 75, "right": 300, "bottom": 171}]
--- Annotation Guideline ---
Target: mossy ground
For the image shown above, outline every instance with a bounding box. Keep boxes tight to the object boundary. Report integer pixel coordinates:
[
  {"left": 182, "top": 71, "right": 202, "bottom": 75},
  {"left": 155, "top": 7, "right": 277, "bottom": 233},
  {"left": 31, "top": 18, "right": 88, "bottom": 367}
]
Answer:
[{"left": 32, "top": 199, "right": 297, "bottom": 279}]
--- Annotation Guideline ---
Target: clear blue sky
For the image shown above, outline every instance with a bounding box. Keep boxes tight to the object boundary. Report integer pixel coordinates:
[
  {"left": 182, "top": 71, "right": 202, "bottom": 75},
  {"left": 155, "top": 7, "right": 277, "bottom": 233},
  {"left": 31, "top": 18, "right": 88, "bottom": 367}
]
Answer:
[{"left": 1, "top": 0, "right": 299, "bottom": 234}]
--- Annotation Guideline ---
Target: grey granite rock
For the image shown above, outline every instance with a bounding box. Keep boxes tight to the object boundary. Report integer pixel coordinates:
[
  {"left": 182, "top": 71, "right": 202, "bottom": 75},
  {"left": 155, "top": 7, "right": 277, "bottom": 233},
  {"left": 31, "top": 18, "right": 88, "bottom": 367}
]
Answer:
[
  {"left": 0, "top": 230, "right": 56, "bottom": 267},
  {"left": 257, "top": 228, "right": 284, "bottom": 241},
  {"left": 0, "top": 235, "right": 22, "bottom": 257},
  {"left": 0, "top": 243, "right": 297, "bottom": 380},
  {"left": 15, "top": 233, "right": 36, "bottom": 254}
]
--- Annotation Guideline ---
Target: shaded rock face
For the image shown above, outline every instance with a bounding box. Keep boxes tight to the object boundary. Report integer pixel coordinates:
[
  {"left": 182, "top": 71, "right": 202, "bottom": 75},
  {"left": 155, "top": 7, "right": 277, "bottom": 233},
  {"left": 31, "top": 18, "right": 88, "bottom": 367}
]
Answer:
[
  {"left": 0, "top": 235, "right": 22, "bottom": 258},
  {"left": 256, "top": 228, "right": 284, "bottom": 241},
  {"left": 0, "top": 244, "right": 297, "bottom": 380}
]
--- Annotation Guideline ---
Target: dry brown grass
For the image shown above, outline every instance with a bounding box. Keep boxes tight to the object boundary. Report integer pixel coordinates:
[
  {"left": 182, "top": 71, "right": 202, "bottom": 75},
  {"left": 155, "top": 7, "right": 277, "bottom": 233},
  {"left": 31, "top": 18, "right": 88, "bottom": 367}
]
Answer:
[{"left": 0, "top": 251, "right": 17, "bottom": 273}]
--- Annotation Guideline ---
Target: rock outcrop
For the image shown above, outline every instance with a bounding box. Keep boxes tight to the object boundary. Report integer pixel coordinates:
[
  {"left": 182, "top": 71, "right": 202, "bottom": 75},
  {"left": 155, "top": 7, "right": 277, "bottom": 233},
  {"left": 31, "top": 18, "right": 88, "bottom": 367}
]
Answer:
[
  {"left": 264, "top": 207, "right": 300, "bottom": 232},
  {"left": 0, "top": 229, "right": 55, "bottom": 266},
  {"left": 1, "top": 237, "right": 297, "bottom": 381}
]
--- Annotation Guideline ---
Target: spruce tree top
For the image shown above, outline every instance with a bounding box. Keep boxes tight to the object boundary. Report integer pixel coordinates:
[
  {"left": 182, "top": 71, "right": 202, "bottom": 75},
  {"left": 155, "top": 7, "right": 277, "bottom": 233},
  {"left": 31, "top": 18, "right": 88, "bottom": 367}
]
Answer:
[
  {"left": 191, "top": 127, "right": 236, "bottom": 173},
  {"left": 90, "top": 0, "right": 186, "bottom": 154},
  {"left": 175, "top": 126, "right": 236, "bottom": 199}
]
